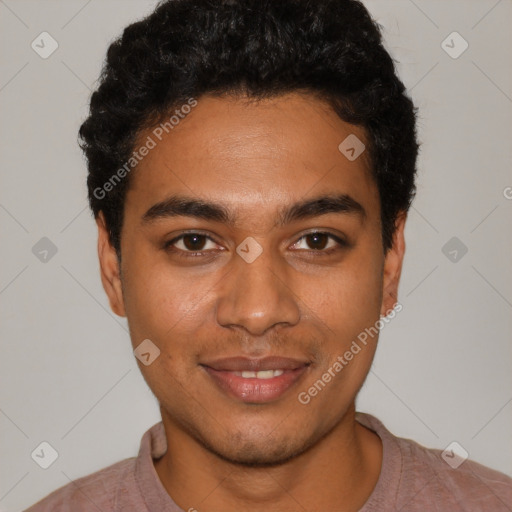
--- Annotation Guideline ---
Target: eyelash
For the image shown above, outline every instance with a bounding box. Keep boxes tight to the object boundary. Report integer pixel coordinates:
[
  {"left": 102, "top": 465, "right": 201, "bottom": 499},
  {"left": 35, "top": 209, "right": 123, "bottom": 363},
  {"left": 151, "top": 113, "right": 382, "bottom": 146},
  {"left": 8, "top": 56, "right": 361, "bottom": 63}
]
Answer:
[{"left": 163, "top": 231, "right": 348, "bottom": 258}]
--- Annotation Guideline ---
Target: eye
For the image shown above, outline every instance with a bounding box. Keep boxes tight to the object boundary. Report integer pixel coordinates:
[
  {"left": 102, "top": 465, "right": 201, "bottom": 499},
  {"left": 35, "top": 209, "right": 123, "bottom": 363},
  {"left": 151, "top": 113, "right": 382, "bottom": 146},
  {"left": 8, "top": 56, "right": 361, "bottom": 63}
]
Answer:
[
  {"left": 164, "top": 232, "right": 220, "bottom": 256},
  {"left": 164, "top": 230, "right": 348, "bottom": 259},
  {"left": 292, "top": 232, "right": 347, "bottom": 253}
]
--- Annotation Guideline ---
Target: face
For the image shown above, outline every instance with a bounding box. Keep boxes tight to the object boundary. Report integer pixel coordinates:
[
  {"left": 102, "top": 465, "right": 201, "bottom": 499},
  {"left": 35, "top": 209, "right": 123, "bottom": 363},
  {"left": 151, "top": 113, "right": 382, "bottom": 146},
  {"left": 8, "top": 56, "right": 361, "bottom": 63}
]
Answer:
[{"left": 97, "top": 92, "right": 405, "bottom": 466}]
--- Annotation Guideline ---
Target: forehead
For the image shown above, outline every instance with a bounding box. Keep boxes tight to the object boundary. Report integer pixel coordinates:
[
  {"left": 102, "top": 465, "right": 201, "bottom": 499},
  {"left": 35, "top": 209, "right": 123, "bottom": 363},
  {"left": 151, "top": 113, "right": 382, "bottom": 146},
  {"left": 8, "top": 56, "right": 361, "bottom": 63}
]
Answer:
[{"left": 125, "top": 92, "right": 378, "bottom": 223}]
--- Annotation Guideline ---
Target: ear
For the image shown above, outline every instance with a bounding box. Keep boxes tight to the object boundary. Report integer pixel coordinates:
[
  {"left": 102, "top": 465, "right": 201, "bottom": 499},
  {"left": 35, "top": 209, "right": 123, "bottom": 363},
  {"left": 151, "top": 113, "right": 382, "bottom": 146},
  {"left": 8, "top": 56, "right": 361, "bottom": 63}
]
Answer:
[
  {"left": 96, "top": 212, "right": 126, "bottom": 317},
  {"left": 380, "top": 212, "right": 407, "bottom": 318}
]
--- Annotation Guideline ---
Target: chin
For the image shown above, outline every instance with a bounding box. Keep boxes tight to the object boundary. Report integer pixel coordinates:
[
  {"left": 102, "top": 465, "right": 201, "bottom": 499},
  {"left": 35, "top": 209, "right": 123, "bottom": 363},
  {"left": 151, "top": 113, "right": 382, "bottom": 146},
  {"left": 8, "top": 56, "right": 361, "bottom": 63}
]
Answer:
[
  {"left": 203, "top": 437, "right": 310, "bottom": 468},
  {"left": 191, "top": 422, "right": 319, "bottom": 468}
]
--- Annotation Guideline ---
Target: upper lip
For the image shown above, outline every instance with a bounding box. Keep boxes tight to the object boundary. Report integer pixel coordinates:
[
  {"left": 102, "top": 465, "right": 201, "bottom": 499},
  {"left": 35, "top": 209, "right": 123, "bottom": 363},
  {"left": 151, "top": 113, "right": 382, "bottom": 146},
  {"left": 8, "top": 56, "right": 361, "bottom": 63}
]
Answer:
[{"left": 201, "top": 356, "right": 310, "bottom": 372}]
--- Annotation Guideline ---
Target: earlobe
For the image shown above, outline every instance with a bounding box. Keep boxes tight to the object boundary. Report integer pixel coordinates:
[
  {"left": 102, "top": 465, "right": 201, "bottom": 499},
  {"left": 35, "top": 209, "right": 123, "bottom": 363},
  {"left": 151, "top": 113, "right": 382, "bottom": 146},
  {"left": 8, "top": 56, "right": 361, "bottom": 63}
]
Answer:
[
  {"left": 96, "top": 212, "right": 126, "bottom": 317},
  {"left": 380, "top": 212, "right": 407, "bottom": 318}
]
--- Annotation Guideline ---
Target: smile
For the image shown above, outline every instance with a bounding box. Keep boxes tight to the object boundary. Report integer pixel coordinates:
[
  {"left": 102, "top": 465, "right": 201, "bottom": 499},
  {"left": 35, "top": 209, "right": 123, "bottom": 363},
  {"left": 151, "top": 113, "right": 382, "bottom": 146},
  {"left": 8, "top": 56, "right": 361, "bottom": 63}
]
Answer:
[{"left": 200, "top": 356, "right": 311, "bottom": 403}]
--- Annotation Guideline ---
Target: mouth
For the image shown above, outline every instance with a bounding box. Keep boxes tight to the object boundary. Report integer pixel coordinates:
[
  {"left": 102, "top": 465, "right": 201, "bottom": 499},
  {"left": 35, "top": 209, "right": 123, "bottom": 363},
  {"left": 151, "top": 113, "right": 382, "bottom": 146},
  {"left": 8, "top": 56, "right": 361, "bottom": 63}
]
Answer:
[{"left": 200, "top": 356, "right": 311, "bottom": 404}]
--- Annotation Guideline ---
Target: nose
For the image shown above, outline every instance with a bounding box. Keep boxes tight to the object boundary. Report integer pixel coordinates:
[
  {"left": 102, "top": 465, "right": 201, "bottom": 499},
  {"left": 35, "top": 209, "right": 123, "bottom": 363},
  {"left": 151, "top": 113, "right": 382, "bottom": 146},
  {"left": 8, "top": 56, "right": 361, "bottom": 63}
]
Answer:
[{"left": 215, "top": 242, "right": 301, "bottom": 336}]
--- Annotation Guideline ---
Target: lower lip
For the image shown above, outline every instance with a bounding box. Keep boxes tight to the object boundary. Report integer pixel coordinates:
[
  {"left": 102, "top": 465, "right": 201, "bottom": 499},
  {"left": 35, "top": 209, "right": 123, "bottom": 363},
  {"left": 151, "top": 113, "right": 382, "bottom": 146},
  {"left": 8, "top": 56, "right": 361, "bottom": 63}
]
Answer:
[{"left": 203, "top": 366, "right": 309, "bottom": 403}]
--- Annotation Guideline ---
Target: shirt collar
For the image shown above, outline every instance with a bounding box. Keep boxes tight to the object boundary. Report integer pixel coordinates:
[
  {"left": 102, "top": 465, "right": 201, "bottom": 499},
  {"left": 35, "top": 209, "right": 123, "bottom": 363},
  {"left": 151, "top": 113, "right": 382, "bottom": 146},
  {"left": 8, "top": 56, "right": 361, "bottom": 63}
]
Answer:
[{"left": 133, "top": 412, "right": 401, "bottom": 511}]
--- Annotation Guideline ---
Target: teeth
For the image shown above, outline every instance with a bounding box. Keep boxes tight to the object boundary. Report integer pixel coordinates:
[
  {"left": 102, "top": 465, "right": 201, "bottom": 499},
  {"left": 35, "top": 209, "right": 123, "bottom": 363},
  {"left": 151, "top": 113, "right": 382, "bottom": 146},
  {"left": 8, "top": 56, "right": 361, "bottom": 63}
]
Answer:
[{"left": 238, "top": 369, "right": 285, "bottom": 379}]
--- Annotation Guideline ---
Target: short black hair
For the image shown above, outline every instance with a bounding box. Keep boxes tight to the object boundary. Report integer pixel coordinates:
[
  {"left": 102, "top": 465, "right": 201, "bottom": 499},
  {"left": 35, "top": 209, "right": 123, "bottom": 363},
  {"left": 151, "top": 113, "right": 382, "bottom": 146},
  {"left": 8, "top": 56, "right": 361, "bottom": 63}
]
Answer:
[{"left": 79, "top": 0, "right": 419, "bottom": 256}]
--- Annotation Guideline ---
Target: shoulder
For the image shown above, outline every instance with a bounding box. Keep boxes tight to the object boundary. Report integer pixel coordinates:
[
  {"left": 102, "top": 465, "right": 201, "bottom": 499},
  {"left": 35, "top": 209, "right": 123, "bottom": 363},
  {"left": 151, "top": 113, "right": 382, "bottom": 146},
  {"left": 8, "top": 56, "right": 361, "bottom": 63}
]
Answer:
[
  {"left": 397, "top": 435, "right": 512, "bottom": 509},
  {"left": 357, "top": 412, "right": 512, "bottom": 511},
  {"left": 24, "top": 457, "right": 136, "bottom": 512}
]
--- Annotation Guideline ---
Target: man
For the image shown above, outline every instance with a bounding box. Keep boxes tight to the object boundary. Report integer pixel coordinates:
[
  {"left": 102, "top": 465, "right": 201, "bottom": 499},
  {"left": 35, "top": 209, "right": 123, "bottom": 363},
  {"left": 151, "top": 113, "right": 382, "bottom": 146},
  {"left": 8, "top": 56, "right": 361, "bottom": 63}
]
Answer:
[{"left": 26, "top": 0, "right": 512, "bottom": 510}]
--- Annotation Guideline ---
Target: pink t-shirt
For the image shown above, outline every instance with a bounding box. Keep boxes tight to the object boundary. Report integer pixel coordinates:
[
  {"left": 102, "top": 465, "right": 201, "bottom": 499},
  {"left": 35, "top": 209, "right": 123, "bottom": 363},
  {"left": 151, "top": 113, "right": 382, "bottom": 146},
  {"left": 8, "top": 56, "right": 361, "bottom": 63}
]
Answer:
[{"left": 25, "top": 412, "right": 512, "bottom": 511}]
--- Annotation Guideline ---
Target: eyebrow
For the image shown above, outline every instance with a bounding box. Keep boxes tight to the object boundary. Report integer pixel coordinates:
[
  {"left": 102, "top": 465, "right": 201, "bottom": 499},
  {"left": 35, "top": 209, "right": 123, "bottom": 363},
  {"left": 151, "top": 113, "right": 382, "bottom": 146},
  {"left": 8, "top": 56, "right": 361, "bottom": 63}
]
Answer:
[{"left": 141, "top": 193, "right": 366, "bottom": 227}]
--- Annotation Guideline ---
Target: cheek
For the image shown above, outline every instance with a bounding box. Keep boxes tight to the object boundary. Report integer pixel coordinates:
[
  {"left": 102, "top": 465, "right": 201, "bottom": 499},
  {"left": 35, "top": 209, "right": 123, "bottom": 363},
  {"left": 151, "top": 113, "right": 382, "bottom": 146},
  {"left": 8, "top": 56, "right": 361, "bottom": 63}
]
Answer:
[
  {"left": 120, "top": 249, "right": 181, "bottom": 341},
  {"left": 305, "top": 247, "right": 383, "bottom": 344},
  {"left": 122, "top": 251, "right": 216, "bottom": 356},
  {"left": 296, "top": 253, "right": 383, "bottom": 412}
]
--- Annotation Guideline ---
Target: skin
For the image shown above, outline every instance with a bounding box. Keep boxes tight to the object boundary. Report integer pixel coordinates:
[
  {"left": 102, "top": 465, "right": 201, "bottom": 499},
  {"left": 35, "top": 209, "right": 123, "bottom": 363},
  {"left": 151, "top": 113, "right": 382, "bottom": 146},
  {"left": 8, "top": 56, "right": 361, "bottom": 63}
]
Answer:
[{"left": 97, "top": 91, "right": 406, "bottom": 512}]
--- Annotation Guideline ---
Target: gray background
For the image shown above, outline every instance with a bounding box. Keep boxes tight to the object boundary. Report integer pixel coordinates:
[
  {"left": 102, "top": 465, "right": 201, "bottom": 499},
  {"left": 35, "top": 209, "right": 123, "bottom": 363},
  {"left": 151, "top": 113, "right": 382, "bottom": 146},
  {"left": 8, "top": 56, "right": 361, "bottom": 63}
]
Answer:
[{"left": 1, "top": 0, "right": 511, "bottom": 510}]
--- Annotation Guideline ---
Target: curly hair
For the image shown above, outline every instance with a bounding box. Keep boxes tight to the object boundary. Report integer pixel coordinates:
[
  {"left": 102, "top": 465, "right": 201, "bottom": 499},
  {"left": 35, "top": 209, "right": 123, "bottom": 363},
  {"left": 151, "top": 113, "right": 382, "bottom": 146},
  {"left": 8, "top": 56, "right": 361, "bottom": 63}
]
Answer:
[{"left": 79, "top": 0, "right": 419, "bottom": 256}]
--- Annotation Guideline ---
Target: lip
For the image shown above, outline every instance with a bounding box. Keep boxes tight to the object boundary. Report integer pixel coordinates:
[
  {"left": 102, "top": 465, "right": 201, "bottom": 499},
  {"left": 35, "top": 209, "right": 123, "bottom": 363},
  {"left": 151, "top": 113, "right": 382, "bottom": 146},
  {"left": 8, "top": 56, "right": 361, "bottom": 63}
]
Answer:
[
  {"left": 201, "top": 356, "right": 310, "bottom": 372},
  {"left": 201, "top": 356, "right": 311, "bottom": 404}
]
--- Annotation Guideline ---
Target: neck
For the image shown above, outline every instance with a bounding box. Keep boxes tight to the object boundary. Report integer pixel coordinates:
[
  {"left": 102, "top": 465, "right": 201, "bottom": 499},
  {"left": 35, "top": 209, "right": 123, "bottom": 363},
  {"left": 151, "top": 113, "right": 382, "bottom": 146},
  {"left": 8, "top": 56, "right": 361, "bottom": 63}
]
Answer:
[{"left": 154, "top": 404, "right": 383, "bottom": 512}]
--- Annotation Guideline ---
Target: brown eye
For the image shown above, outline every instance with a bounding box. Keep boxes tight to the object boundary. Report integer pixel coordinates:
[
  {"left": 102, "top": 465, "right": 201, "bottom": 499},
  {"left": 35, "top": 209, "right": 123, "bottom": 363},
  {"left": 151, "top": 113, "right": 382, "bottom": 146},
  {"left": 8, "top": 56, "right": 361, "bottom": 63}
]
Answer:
[
  {"left": 164, "top": 232, "right": 220, "bottom": 256},
  {"left": 305, "top": 232, "right": 330, "bottom": 250},
  {"left": 293, "top": 232, "right": 347, "bottom": 252},
  {"left": 181, "top": 234, "right": 208, "bottom": 251}
]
